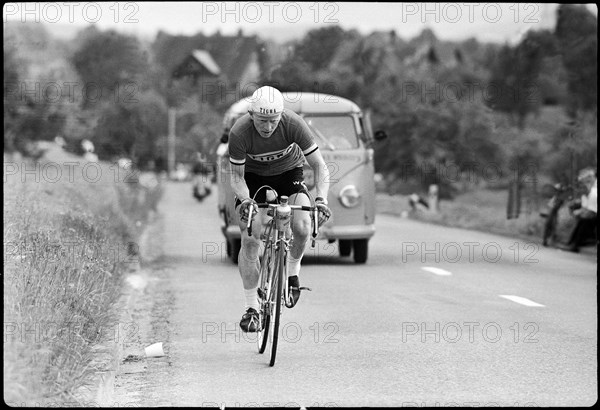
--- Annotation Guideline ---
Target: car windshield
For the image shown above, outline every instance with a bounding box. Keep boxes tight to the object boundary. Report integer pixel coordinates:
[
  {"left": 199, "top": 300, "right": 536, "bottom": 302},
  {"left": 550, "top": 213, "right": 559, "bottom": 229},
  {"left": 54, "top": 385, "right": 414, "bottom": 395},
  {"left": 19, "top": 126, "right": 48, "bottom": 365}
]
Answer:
[{"left": 303, "top": 115, "right": 359, "bottom": 150}]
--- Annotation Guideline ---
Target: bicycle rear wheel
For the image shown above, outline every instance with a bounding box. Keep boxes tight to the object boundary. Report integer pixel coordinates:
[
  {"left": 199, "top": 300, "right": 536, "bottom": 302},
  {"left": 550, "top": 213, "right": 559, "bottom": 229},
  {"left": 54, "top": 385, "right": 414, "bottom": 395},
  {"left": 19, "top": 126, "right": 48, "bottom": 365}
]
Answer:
[{"left": 269, "top": 244, "right": 286, "bottom": 366}]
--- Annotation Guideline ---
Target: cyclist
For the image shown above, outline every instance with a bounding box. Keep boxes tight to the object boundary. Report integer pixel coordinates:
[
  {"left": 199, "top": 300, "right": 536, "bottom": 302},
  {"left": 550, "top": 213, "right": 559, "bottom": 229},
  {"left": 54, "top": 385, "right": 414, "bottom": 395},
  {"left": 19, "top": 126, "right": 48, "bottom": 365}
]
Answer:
[{"left": 229, "top": 86, "right": 332, "bottom": 332}]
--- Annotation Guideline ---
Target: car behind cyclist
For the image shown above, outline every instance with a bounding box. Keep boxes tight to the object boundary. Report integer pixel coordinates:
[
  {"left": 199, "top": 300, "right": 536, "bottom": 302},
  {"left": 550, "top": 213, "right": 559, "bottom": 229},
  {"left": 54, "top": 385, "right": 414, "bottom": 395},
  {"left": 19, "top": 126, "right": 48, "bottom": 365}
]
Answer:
[{"left": 228, "top": 86, "right": 332, "bottom": 332}]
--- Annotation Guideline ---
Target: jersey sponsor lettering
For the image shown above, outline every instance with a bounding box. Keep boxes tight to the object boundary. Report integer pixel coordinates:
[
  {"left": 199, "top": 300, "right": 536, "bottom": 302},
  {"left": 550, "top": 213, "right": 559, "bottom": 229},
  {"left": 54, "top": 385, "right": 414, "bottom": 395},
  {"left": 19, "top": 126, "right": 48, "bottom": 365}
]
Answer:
[{"left": 247, "top": 145, "right": 294, "bottom": 163}]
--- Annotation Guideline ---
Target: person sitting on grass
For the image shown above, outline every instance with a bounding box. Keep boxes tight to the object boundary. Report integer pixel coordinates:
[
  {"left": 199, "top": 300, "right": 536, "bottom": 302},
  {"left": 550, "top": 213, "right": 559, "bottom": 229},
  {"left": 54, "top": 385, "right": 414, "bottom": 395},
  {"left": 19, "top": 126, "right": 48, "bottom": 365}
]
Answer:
[{"left": 559, "top": 167, "right": 597, "bottom": 253}]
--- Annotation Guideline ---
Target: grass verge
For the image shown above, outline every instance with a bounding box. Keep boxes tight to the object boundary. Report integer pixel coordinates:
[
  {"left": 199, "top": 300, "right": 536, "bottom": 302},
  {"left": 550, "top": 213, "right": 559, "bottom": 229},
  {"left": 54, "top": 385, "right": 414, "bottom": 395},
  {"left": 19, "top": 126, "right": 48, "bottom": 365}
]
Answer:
[
  {"left": 376, "top": 189, "right": 579, "bottom": 245},
  {"left": 3, "top": 146, "right": 163, "bottom": 405}
]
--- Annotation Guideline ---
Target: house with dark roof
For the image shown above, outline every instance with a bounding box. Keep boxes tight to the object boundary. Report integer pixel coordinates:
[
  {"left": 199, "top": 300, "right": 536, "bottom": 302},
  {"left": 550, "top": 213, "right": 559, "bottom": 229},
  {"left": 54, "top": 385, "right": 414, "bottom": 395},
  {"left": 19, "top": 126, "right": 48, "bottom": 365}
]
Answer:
[
  {"left": 173, "top": 49, "right": 222, "bottom": 80},
  {"left": 154, "top": 30, "right": 263, "bottom": 98}
]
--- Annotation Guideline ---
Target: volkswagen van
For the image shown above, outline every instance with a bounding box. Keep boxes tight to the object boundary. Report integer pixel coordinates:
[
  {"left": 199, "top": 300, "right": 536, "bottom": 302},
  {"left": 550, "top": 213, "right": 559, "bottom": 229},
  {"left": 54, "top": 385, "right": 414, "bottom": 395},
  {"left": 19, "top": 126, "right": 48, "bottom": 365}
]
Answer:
[{"left": 216, "top": 92, "right": 386, "bottom": 264}]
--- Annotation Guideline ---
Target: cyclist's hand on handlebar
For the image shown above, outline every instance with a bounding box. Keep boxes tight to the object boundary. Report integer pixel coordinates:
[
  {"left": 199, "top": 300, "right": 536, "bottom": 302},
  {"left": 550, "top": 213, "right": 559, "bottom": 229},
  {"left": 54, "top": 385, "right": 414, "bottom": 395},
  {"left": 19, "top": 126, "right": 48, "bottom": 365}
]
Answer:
[
  {"left": 239, "top": 198, "right": 258, "bottom": 223},
  {"left": 315, "top": 197, "right": 331, "bottom": 226}
]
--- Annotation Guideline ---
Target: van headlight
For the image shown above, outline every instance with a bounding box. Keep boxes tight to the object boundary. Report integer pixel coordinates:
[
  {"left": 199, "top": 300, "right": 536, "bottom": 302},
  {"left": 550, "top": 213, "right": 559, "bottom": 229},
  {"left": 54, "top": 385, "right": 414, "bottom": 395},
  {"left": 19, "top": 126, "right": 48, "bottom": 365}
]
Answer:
[{"left": 339, "top": 185, "right": 361, "bottom": 208}]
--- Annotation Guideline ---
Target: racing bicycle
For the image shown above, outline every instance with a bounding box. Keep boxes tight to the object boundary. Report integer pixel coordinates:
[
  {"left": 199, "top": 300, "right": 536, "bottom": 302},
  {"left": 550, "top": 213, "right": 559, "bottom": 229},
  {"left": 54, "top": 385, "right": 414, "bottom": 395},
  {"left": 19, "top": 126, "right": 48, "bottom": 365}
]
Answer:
[{"left": 246, "top": 189, "right": 320, "bottom": 366}]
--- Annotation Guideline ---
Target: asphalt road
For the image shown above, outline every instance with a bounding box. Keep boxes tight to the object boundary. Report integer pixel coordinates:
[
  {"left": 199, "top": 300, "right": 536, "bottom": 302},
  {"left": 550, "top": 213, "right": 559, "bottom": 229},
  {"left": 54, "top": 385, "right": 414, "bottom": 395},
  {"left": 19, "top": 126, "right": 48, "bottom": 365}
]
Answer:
[{"left": 112, "top": 181, "right": 597, "bottom": 407}]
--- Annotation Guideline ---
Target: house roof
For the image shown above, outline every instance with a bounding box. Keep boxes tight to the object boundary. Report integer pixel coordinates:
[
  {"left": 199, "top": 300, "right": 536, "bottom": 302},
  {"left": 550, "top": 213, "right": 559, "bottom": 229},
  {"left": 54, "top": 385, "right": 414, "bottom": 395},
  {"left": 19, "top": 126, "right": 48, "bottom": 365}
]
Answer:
[
  {"left": 153, "top": 32, "right": 260, "bottom": 83},
  {"left": 191, "top": 50, "right": 221, "bottom": 75},
  {"left": 172, "top": 49, "right": 221, "bottom": 78}
]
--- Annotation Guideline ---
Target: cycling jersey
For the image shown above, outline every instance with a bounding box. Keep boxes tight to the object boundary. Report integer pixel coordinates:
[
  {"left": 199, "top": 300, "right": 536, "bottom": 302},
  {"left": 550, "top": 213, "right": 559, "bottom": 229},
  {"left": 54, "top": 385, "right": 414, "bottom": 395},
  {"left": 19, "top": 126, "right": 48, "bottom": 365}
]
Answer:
[{"left": 228, "top": 109, "right": 319, "bottom": 176}]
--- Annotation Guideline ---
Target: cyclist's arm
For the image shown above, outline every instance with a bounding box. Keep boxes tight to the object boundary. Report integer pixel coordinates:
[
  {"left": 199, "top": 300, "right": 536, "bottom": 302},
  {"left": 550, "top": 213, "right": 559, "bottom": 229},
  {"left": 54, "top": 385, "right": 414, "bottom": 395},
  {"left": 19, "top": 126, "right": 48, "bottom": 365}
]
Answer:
[
  {"left": 230, "top": 163, "right": 251, "bottom": 204},
  {"left": 305, "top": 149, "right": 330, "bottom": 201}
]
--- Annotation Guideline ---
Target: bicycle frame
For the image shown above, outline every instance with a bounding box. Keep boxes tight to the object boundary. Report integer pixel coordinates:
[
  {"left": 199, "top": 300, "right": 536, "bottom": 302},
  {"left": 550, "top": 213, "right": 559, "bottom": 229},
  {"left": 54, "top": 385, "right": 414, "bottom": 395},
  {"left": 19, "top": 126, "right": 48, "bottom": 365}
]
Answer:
[{"left": 247, "top": 195, "right": 317, "bottom": 366}]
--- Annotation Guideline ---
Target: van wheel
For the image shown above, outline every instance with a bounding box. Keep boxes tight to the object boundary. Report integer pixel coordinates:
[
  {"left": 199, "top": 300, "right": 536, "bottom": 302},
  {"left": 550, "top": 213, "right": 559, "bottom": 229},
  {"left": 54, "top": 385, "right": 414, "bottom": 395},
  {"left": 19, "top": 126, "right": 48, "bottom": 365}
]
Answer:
[
  {"left": 353, "top": 239, "right": 368, "bottom": 264},
  {"left": 339, "top": 240, "right": 352, "bottom": 257},
  {"left": 230, "top": 238, "right": 241, "bottom": 264}
]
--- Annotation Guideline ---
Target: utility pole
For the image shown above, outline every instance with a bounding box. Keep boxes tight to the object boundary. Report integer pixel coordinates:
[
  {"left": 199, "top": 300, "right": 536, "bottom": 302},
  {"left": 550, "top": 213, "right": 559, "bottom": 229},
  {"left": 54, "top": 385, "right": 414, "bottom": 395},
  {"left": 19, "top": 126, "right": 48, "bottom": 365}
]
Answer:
[
  {"left": 568, "top": 119, "right": 578, "bottom": 190},
  {"left": 168, "top": 107, "right": 176, "bottom": 178}
]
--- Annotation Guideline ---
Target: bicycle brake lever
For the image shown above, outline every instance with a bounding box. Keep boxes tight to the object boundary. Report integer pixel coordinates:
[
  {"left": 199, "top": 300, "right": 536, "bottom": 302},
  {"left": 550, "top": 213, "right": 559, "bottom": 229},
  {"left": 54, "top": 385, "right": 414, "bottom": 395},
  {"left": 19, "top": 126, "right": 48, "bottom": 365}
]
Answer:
[{"left": 310, "top": 207, "right": 318, "bottom": 248}]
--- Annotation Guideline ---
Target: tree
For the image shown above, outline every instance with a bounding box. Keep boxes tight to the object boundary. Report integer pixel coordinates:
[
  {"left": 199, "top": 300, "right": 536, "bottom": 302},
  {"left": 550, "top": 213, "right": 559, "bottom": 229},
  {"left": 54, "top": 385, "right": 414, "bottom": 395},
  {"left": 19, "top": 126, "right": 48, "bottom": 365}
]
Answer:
[
  {"left": 293, "top": 26, "right": 346, "bottom": 71},
  {"left": 93, "top": 91, "right": 167, "bottom": 167},
  {"left": 263, "top": 59, "right": 314, "bottom": 92},
  {"left": 3, "top": 31, "right": 72, "bottom": 153},
  {"left": 555, "top": 4, "right": 598, "bottom": 116},
  {"left": 71, "top": 28, "right": 149, "bottom": 108},
  {"left": 486, "top": 30, "right": 558, "bottom": 128},
  {"left": 512, "top": 30, "right": 557, "bottom": 127},
  {"left": 4, "top": 32, "right": 22, "bottom": 152}
]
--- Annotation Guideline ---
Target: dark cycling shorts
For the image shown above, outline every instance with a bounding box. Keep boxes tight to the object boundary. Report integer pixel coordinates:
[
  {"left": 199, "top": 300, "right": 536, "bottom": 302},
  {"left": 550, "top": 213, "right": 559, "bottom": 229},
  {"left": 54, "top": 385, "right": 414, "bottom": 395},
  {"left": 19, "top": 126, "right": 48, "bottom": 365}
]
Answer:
[{"left": 235, "top": 167, "right": 309, "bottom": 207}]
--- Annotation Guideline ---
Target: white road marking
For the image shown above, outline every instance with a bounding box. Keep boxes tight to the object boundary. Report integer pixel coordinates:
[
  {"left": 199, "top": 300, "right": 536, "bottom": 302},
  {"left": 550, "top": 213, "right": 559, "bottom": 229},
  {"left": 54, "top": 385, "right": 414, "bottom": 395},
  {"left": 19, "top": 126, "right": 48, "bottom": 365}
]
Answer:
[
  {"left": 499, "top": 295, "right": 545, "bottom": 307},
  {"left": 421, "top": 267, "right": 452, "bottom": 276}
]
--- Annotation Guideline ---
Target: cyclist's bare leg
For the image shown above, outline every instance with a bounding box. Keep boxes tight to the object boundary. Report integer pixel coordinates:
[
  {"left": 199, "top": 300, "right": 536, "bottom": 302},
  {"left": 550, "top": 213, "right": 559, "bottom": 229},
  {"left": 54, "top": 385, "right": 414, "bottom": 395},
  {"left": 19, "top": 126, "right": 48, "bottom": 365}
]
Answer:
[
  {"left": 288, "top": 192, "right": 312, "bottom": 261},
  {"left": 286, "top": 192, "right": 311, "bottom": 307},
  {"left": 237, "top": 208, "right": 267, "bottom": 289}
]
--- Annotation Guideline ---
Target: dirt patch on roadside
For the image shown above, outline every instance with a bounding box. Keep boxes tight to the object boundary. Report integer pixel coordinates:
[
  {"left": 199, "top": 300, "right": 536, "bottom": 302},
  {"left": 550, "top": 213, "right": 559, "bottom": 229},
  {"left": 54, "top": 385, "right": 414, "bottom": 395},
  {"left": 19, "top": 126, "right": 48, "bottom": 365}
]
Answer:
[{"left": 111, "top": 212, "right": 179, "bottom": 407}]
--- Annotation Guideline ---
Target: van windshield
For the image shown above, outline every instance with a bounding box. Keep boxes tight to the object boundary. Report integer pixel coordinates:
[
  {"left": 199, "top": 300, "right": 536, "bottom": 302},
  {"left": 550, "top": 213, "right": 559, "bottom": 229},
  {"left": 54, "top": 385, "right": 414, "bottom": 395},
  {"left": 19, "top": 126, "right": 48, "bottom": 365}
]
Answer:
[{"left": 303, "top": 116, "right": 359, "bottom": 150}]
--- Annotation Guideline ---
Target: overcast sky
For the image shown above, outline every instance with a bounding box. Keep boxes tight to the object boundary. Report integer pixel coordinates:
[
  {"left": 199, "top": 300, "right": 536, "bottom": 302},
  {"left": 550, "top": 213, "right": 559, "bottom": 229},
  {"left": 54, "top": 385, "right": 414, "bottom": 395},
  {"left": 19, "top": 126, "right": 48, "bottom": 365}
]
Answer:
[{"left": 3, "top": 2, "right": 598, "bottom": 43}]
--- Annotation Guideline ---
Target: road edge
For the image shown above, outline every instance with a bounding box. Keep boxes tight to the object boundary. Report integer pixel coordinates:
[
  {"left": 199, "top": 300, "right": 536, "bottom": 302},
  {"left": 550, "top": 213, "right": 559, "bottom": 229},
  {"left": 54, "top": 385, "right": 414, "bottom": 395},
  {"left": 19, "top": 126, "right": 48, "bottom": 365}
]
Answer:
[{"left": 90, "top": 217, "right": 156, "bottom": 407}]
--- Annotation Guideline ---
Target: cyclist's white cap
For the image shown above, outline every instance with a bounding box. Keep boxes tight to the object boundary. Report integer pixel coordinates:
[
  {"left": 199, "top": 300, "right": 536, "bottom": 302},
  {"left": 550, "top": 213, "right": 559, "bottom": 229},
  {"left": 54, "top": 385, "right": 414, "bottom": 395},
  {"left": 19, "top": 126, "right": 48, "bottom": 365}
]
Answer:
[{"left": 249, "top": 86, "right": 284, "bottom": 116}]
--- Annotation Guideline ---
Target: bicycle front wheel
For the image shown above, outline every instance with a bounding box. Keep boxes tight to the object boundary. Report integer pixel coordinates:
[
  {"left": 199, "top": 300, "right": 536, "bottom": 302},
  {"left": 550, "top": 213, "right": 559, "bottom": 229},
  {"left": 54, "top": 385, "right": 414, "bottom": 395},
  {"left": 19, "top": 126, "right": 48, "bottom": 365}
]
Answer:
[
  {"left": 269, "top": 244, "right": 286, "bottom": 366},
  {"left": 257, "top": 230, "right": 275, "bottom": 354}
]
